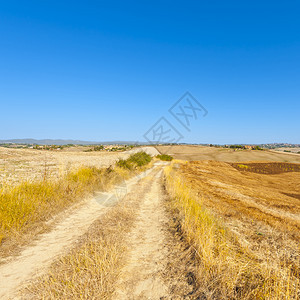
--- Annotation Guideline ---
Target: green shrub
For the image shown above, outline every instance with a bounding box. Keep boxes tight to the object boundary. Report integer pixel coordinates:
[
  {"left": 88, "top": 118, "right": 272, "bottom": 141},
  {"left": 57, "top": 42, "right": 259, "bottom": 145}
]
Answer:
[
  {"left": 117, "top": 151, "right": 152, "bottom": 169},
  {"left": 116, "top": 159, "right": 134, "bottom": 170},
  {"left": 128, "top": 152, "right": 152, "bottom": 166},
  {"left": 253, "top": 146, "right": 263, "bottom": 150},
  {"left": 156, "top": 154, "right": 173, "bottom": 161},
  {"left": 230, "top": 145, "right": 243, "bottom": 149}
]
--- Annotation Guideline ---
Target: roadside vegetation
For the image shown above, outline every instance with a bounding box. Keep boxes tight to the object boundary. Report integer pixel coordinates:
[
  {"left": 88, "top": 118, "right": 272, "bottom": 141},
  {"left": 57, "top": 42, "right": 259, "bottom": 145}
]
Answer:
[
  {"left": 164, "top": 160, "right": 299, "bottom": 299},
  {"left": 116, "top": 151, "right": 151, "bottom": 170},
  {"left": 156, "top": 154, "right": 173, "bottom": 161},
  {"left": 0, "top": 152, "right": 152, "bottom": 258}
]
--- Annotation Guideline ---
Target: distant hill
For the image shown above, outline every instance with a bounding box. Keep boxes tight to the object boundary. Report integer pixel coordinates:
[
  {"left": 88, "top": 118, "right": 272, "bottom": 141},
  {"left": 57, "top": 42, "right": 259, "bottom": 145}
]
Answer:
[{"left": 0, "top": 139, "right": 148, "bottom": 146}]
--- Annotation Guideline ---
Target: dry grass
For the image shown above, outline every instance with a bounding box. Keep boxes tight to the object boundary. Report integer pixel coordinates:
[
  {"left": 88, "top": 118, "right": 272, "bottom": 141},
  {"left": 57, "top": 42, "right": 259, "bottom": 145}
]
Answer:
[
  {"left": 22, "top": 170, "right": 153, "bottom": 299},
  {"left": 0, "top": 146, "right": 130, "bottom": 187},
  {"left": 164, "top": 160, "right": 300, "bottom": 299},
  {"left": 0, "top": 153, "right": 152, "bottom": 259},
  {"left": 0, "top": 167, "right": 121, "bottom": 257},
  {"left": 180, "top": 161, "right": 300, "bottom": 241}
]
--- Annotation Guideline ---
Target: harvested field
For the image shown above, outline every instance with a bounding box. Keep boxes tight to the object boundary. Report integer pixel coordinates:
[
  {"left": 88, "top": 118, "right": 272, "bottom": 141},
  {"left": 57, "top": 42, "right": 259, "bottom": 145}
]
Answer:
[
  {"left": 273, "top": 147, "right": 300, "bottom": 154},
  {"left": 156, "top": 145, "right": 300, "bottom": 163},
  {"left": 167, "top": 160, "right": 300, "bottom": 298},
  {"left": 0, "top": 147, "right": 123, "bottom": 186},
  {"left": 180, "top": 160, "right": 300, "bottom": 240},
  {"left": 0, "top": 146, "right": 158, "bottom": 187}
]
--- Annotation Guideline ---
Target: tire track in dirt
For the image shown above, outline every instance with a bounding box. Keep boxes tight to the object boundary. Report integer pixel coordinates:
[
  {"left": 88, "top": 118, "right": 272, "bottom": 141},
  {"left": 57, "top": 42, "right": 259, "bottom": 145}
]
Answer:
[{"left": 114, "top": 165, "right": 190, "bottom": 299}]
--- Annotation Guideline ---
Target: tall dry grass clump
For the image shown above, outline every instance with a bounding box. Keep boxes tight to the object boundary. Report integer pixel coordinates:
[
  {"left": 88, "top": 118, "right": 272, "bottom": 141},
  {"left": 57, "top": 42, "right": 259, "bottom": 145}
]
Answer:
[{"left": 164, "top": 162, "right": 299, "bottom": 299}]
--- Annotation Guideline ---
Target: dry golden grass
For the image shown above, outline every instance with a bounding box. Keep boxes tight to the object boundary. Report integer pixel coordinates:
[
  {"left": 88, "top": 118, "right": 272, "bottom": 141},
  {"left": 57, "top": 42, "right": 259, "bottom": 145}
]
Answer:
[
  {"left": 0, "top": 166, "right": 126, "bottom": 258},
  {"left": 164, "top": 160, "right": 300, "bottom": 299},
  {"left": 0, "top": 152, "right": 153, "bottom": 259},
  {"left": 22, "top": 170, "right": 153, "bottom": 299}
]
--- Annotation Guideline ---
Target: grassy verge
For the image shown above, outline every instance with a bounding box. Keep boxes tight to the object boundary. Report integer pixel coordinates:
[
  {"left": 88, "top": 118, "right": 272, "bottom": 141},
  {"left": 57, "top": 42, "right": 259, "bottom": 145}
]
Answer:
[
  {"left": 164, "top": 161, "right": 299, "bottom": 299},
  {"left": 0, "top": 152, "right": 152, "bottom": 257}
]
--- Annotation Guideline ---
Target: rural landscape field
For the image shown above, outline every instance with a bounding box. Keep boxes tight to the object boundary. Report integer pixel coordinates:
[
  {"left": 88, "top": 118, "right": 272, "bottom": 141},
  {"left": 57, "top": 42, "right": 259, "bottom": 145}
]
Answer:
[
  {"left": 165, "top": 157, "right": 300, "bottom": 298},
  {"left": 0, "top": 144, "right": 299, "bottom": 299}
]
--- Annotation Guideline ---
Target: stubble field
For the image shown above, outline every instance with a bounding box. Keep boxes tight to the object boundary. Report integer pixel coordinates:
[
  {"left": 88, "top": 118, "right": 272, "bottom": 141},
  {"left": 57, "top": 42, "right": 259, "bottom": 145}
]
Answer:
[
  {"left": 0, "top": 147, "right": 130, "bottom": 187},
  {"left": 165, "top": 151, "right": 300, "bottom": 298}
]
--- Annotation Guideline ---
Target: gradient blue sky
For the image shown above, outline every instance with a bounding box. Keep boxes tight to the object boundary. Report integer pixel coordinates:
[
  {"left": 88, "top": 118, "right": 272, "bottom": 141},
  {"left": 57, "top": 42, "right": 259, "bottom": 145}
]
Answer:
[{"left": 0, "top": 1, "right": 299, "bottom": 144}]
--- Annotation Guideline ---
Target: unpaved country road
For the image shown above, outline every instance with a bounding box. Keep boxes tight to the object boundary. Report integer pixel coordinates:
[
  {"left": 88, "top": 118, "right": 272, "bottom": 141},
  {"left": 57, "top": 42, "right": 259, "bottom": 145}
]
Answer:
[
  {"left": 114, "top": 167, "right": 171, "bottom": 299},
  {"left": 0, "top": 165, "right": 157, "bottom": 300}
]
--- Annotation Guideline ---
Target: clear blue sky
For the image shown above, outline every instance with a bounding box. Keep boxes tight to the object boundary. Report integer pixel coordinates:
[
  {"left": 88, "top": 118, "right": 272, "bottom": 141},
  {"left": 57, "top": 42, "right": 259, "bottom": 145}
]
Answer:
[{"left": 0, "top": 1, "right": 299, "bottom": 144}]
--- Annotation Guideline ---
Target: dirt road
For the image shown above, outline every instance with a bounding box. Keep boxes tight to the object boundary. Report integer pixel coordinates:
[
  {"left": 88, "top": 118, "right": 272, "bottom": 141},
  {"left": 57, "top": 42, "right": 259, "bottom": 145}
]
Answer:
[
  {"left": 0, "top": 161, "right": 189, "bottom": 299},
  {"left": 114, "top": 168, "right": 169, "bottom": 299}
]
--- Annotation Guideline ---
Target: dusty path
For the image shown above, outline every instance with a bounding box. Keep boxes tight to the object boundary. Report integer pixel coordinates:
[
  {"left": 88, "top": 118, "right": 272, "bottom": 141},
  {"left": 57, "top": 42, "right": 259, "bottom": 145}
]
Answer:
[
  {"left": 114, "top": 166, "right": 174, "bottom": 299},
  {"left": 0, "top": 166, "right": 155, "bottom": 300}
]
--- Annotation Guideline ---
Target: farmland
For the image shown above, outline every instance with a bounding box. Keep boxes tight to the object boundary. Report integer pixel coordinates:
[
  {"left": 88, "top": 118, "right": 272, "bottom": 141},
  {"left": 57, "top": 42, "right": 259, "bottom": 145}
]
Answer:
[
  {"left": 156, "top": 145, "right": 300, "bottom": 163},
  {"left": 165, "top": 158, "right": 300, "bottom": 298},
  {"left": 231, "top": 161, "right": 300, "bottom": 174},
  {"left": 0, "top": 146, "right": 136, "bottom": 187}
]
